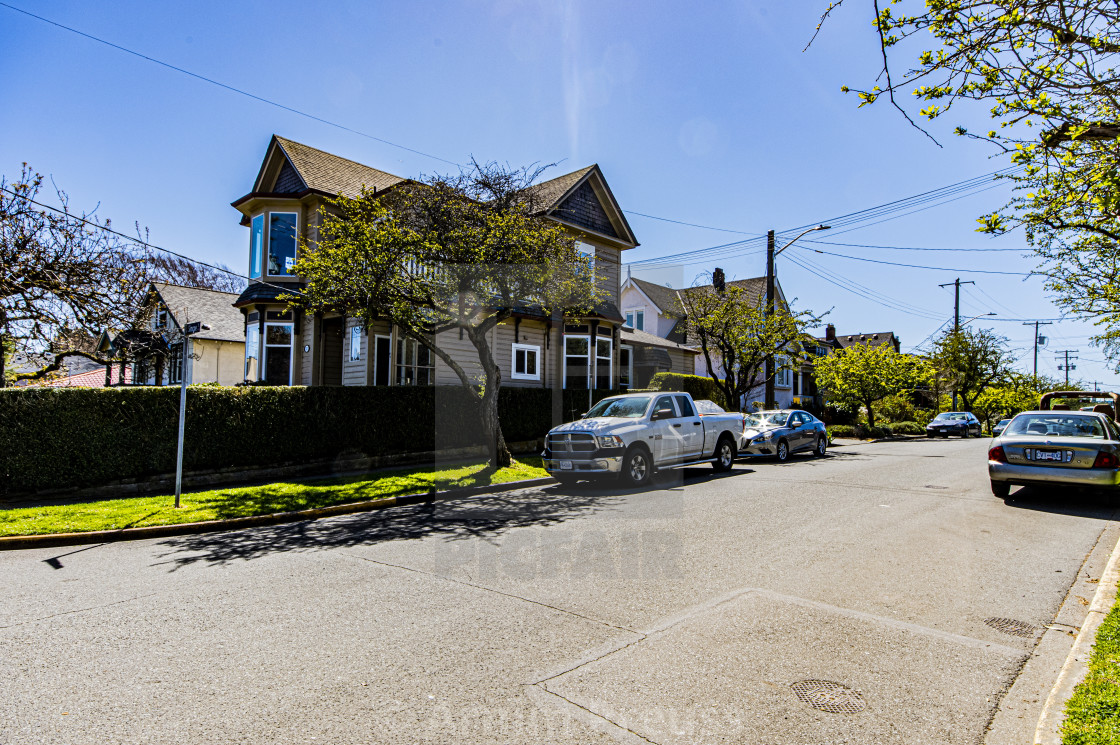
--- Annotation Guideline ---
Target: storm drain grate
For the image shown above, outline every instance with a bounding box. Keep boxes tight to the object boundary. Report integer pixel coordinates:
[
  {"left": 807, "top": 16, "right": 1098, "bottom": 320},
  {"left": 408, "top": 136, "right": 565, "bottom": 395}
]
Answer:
[
  {"left": 984, "top": 617, "right": 1038, "bottom": 638},
  {"left": 790, "top": 680, "right": 866, "bottom": 714}
]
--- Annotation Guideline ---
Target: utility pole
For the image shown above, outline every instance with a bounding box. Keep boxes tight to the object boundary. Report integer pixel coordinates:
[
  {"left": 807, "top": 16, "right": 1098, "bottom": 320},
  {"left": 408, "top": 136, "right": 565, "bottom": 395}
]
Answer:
[
  {"left": 765, "top": 230, "right": 776, "bottom": 410},
  {"left": 1055, "top": 350, "right": 1079, "bottom": 388},
  {"left": 1022, "top": 320, "right": 1053, "bottom": 378},
  {"left": 938, "top": 278, "right": 975, "bottom": 410},
  {"left": 764, "top": 225, "right": 830, "bottom": 410}
]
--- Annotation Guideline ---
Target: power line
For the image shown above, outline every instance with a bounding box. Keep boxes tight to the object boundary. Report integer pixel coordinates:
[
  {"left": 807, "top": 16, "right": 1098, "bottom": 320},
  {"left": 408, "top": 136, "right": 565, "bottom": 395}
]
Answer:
[
  {"left": 624, "top": 210, "right": 763, "bottom": 236},
  {"left": 800, "top": 237, "right": 1027, "bottom": 253},
  {"left": 783, "top": 251, "right": 945, "bottom": 320},
  {"left": 792, "top": 244, "right": 1034, "bottom": 276},
  {"left": 0, "top": 2, "right": 462, "bottom": 168},
  {"left": 0, "top": 185, "right": 305, "bottom": 298}
]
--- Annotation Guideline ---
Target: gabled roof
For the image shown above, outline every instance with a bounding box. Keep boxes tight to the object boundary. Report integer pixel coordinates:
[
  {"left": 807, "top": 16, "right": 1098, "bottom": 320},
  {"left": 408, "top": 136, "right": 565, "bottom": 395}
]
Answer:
[
  {"left": 250, "top": 135, "right": 406, "bottom": 198},
  {"left": 527, "top": 164, "right": 639, "bottom": 248},
  {"left": 153, "top": 283, "right": 244, "bottom": 343},
  {"left": 626, "top": 276, "right": 773, "bottom": 318},
  {"left": 41, "top": 366, "right": 132, "bottom": 388},
  {"left": 620, "top": 327, "right": 699, "bottom": 354}
]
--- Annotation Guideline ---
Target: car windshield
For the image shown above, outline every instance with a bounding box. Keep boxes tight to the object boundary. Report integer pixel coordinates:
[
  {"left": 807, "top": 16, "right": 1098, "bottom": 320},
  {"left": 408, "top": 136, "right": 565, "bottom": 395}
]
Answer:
[
  {"left": 935, "top": 413, "right": 970, "bottom": 421},
  {"left": 745, "top": 412, "right": 789, "bottom": 427},
  {"left": 694, "top": 400, "right": 725, "bottom": 415},
  {"left": 1004, "top": 414, "right": 1108, "bottom": 439},
  {"left": 585, "top": 396, "right": 651, "bottom": 419}
]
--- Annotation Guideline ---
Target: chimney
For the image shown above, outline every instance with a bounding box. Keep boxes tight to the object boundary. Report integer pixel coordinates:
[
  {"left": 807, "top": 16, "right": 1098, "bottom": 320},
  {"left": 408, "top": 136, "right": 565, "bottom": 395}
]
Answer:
[
  {"left": 713, "top": 267, "right": 726, "bottom": 293},
  {"left": 825, "top": 324, "right": 836, "bottom": 341}
]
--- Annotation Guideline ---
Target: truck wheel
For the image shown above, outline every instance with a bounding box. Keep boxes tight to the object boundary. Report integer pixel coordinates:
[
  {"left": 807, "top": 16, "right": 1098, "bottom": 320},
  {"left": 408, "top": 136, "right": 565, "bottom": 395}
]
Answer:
[
  {"left": 775, "top": 439, "right": 790, "bottom": 463},
  {"left": 621, "top": 446, "right": 652, "bottom": 487},
  {"left": 991, "top": 480, "right": 1010, "bottom": 498},
  {"left": 712, "top": 435, "right": 736, "bottom": 472}
]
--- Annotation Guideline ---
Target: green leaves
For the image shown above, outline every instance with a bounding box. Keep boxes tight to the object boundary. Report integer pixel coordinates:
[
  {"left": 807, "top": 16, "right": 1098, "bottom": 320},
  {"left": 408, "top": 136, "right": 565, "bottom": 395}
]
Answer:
[{"left": 813, "top": 343, "right": 929, "bottom": 427}]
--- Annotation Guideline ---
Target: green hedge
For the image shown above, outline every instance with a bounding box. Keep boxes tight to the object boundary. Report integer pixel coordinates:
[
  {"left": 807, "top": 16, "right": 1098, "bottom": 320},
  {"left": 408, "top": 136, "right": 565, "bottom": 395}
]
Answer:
[
  {"left": 647, "top": 373, "right": 729, "bottom": 410},
  {"left": 827, "top": 422, "right": 923, "bottom": 440},
  {"left": 0, "top": 385, "right": 619, "bottom": 494}
]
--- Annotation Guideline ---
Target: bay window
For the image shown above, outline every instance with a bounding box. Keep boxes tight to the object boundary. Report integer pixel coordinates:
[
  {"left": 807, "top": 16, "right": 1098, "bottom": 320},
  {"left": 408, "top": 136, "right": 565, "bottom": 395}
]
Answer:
[
  {"left": 267, "top": 212, "right": 298, "bottom": 277},
  {"left": 244, "top": 325, "right": 260, "bottom": 381},
  {"left": 249, "top": 214, "right": 263, "bottom": 279},
  {"left": 564, "top": 336, "right": 589, "bottom": 389},
  {"left": 263, "top": 322, "right": 293, "bottom": 385}
]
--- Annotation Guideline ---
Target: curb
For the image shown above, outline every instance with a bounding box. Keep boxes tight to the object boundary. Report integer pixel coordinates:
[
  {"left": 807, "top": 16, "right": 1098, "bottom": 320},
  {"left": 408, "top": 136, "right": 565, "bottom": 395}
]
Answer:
[
  {"left": 0, "top": 477, "right": 557, "bottom": 551},
  {"left": 1034, "top": 526, "right": 1120, "bottom": 745}
]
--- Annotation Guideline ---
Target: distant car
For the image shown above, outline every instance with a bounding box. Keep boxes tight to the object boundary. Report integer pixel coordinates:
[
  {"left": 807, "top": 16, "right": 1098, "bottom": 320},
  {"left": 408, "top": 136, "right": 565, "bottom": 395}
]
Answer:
[
  {"left": 988, "top": 410, "right": 1120, "bottom": 498},
  {"left": 739, "top": 409, "right": 828, "bottom": 462},
  {"left": 992, "top": 419, "right": 1012, "bottom": 437},
  {"left": 925, "top": 412, "right": 982, "bottom": 438}
]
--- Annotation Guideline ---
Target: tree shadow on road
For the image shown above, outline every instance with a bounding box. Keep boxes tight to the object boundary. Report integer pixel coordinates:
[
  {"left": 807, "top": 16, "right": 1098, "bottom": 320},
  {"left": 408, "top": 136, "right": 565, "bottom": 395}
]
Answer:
[{"left": 151, "top": 469, "right": 751, "bottom": 570}]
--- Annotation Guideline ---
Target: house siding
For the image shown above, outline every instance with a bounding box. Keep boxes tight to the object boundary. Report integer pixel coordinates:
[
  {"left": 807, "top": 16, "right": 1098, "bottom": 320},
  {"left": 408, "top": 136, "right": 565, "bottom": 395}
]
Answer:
[{"left": 556, "top": 181, "right": 618, "bottom": 238}]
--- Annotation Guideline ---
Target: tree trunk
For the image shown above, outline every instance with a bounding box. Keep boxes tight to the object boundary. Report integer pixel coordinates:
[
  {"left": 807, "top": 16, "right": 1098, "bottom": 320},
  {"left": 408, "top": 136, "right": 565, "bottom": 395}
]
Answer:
[
  {"left": 865, "top": 401, "right": 876, "bottom": 429},
  {"left": 0, "top": 332, "right": 6, "bottom": 389},
  {"left": 467, "top": 325, "right": 512, "bottom": 470}
]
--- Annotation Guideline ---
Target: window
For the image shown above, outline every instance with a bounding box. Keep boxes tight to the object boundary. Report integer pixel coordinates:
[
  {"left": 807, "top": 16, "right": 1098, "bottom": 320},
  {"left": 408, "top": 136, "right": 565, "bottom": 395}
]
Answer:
[
  {"left": 249, "top": 214, "right": 264, "bottom": 279},
  {"left": 511, "top": 343, "right": 540, "bottom": 381},
  {"left": 564, "top": 336, "right": 589, "bottom": 389},
  {"left": 624, "top": 312, "right": 634, "bottom": 328},
  {"left": 267, "top": 212, "right": 298, "bottom": 277},
  {"left": 595, "top": 337, "right": 612, "bottom": 390},
  {"left": 168, "top": 342, "right": 185, "bottom": 385},
  {"left": 263, "top": 322, "right": 293, "bottom": 385},
  {"left": 635, "top": 311, "right": 644, "bottom": 331},
  {"left": 577, "top": 240, "right": 596, "bottom": 269},
  {"left": 155, "top": 306, "right": 168, "bottom": 329},
  {"left": 676, "top": 395, "right": 695, "bottom": 418},
  {"left": 350, "top": 325, "right": 362, "bottom": 361},
  {"left": 774, "top": 356, "right": 792, "bottom": 388},
  {"left": 619, "top": 345, "right": 632, "bottom": 390},
  {"left": 245, "top": 325, "right": 260, "bottom": 381},
  {"left": 396, "top": 338, "right": 433, "bottom": 385}
]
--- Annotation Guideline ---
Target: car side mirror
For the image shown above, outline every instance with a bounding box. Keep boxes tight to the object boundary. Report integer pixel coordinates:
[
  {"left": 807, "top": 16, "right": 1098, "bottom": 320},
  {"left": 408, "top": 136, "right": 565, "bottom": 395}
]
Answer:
[
  {"left": 652, "top": 408, "right": 673, "bottom": 421},
  {"left": 579, "top": 412, "right": 588, "bottom": 419}
]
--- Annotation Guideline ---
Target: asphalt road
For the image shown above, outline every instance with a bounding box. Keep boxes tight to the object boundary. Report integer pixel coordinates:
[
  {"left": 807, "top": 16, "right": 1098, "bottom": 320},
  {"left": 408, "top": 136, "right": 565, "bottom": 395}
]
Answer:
[{"left": 2, "top": 438, "right": 1117, "bottom": 744}]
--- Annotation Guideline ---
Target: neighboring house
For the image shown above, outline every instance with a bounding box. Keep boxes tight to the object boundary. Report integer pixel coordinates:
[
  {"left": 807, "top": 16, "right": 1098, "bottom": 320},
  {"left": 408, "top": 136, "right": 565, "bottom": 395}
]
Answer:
[
  {"left": 823, "top": 324, "right": 902, "bottom": 353},
  {"left": 620, "top": 272, "right": 797, "bottom": 410},
  {"left": 618, "top": 327, "right": 699, "bottom": 389},
  {"left": 102, "top": 282, "right": 245, "bottom": 387},
  {"left": 231, "top": 135, "right": 639, "bottom": 391},
  {"left": 41, "top": 366, "right": 132, "bottom": 388},
  {"left": 798, "top": 325, "right": 904, "bottom": 412}
]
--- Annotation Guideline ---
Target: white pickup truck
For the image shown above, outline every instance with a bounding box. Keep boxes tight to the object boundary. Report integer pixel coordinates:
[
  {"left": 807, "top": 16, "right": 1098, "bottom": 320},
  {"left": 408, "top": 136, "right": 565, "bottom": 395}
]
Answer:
[{"left": 542, "top": 392, "right": 745, "bottom": 487}]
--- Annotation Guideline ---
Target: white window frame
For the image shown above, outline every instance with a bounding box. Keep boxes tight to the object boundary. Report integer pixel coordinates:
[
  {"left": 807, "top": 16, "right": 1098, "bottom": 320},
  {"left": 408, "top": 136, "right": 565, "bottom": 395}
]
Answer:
[
  {"left": 265, "top": 211, "right": 300, "bottom": 279},
  {"left": 774, "top": 355, "right": 792, "bottom": 388},
  {"left": 249, "top": 213, "right": 264, "bottom": 280},
  {"left": 563, "top": 335, "right": 590, "bottom": 389},
  {"left": 576, "top": 240, "right": 596, "bottom": 269},
  {"left": 396, "top": 337, "right": 434, "bottom": 386},
  {"left": 595, "top": 336, "right": 612, "bottom": 390},
  {"left": 373, "top": 334, "right": 392, "bottom": 386},
  {"left": 245, "top": 325, "right": 260, "bottom": 381},
  {"left": 619, "top": 344, "right": 633, "bottom": 390},
  {"left": 349, "top": 324, "right": 362, "bottom": 361},
  {"left": 624, "top": 312, "right": 634, "bottom": 329},
  {"left": 511, "top": 342, "right": 541, "bottom": 381},
  {"left": 168, "top": 341, "right": 185, "bottom": 385},
  {"left": 263, "top": 321, "right": 295, "bottom": 385}
]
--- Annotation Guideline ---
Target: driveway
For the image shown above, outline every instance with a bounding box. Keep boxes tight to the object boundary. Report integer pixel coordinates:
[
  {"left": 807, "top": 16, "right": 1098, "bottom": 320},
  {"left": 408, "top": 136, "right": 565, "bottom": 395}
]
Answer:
[{"left": 1, "top": 439, "right": 1115, "bottom": 744}]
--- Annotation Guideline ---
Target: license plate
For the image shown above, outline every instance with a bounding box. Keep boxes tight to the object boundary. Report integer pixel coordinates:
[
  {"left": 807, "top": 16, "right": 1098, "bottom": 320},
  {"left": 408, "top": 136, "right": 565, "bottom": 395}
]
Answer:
[
  {"left": 559, "top": 460, "right": 573, "bottom": 470},
  {"left": 1030, "top": 449, "right": 1068, "bottom": 462}
]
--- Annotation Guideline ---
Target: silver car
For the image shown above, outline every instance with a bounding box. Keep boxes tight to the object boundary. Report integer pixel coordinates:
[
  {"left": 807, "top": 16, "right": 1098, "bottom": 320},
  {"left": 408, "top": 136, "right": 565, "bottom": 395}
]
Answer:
[
  {"left": 988, "top": 410, "right": 1120, "bottom": 498},
  {"left": 740, "top": 409, "right": 828, "bottom": 462}
]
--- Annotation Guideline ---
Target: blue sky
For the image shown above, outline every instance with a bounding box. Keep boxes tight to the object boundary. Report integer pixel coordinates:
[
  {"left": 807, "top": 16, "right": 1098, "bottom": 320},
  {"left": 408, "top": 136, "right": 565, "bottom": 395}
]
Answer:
[{"left": 2, "top": 1, "right": 1112, "bottom": 386}]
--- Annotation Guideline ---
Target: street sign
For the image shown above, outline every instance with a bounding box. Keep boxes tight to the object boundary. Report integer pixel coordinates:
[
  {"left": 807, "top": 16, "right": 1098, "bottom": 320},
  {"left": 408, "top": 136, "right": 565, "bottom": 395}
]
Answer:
[{"left": 184, "top": 321, "right": 202, "bottom": 335}]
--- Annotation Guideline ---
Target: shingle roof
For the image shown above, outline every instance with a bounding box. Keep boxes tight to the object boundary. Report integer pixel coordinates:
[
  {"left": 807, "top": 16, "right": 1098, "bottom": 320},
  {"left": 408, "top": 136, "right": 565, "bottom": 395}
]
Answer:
[
  {"left": 232, "top": 281, "right": 304, "bottom": 308},
  {"left": 621, "top": 327, "right": 699, "bottom": 353},
  {"left": 41, "top": 366, "right": 131, "bottom": 388},
  {"left": 835, "top": 331, "right": 899, "bottom": 349},
  {"left": 273, "top": 136, "right": 405, "bottom": 197},
  {"left": 154, "top": 283, "right": 244, "bottom": 343},
  {"left": 524, "top": 165, "right": 597, "bottom": 211},
  {"left": 630, "top": 276, "right": 768, "bottom": 318}
]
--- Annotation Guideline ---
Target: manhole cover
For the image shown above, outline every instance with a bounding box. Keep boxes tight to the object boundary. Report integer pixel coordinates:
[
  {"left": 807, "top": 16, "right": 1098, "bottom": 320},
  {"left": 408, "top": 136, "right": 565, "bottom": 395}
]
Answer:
[
  {"left": 790, "top": 680, "right": 866, "bottom": 714},
  {"left": 984, "top": 617, "right": 1038, "bottom": 638}
]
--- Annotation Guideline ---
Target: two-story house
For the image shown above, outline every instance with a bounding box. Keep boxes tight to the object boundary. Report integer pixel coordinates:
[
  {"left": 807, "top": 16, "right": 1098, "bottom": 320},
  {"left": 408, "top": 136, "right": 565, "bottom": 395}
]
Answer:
[
  {"left": 619, "top": 272, "right": 796, "bottom": 409},
  {"left": 230, "top": 135, "right": 641, "bottom": 391}
]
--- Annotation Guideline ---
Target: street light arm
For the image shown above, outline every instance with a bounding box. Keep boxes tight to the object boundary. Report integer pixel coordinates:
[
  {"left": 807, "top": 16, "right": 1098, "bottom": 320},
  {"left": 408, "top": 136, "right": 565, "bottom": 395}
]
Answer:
[{"left": 775, "top": 224, "right": 831, "bottom": 257}]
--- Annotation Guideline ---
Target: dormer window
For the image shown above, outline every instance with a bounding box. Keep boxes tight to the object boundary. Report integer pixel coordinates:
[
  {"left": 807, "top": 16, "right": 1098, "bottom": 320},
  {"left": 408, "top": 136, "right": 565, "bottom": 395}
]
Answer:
[
  {"left": 267, "top": 212, "right": 298, "bottom": 277},
  {"left": 154, "top": 306, "right": 168, "bottom": 329},
  {"left": 249, "top": 214, "right": 264, "bottom": 279}
]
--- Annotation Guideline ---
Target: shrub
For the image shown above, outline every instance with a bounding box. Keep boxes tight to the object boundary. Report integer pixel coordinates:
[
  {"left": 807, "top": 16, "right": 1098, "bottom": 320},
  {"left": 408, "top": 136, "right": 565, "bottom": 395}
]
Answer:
[
  {"left": 0, "top": 385, "right": 598, "bottom": 494},
  {"left": 647, "top": 373, "right": 729, "bottom": 410},
  {"left": 828, "top": 424, "right": 856, "bottom": 438},
  {"left": 889, "top": 421, "right": 924, "bottom": 436}
]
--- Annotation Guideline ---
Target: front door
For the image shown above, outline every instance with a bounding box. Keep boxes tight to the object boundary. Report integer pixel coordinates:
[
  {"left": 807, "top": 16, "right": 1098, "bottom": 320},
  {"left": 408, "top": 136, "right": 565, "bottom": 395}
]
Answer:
[
  {"left": 374, "top": 335, "right": 391, "bottom": 386},
  {"left": 650, "top": 395, "right": 684, "bottom": 464},
  {"left": 675, "top": 395, "right": 704, "bottom": 459}
]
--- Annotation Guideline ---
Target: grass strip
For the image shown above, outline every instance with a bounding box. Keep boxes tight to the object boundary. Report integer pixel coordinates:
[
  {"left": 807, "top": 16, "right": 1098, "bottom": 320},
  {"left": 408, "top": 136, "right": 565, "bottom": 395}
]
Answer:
[
  {"left": 0, "top": 457, "right": 548, "bottom": 537},
  {"left": 1062, "top": 593, "right": 1120, "bottom": 745}
]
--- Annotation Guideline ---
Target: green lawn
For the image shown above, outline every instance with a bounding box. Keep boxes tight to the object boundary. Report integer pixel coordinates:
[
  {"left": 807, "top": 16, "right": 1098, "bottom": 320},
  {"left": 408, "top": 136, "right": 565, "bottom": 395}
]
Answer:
[
  {"left": 0, "top": 457, "right": 549, "bottom": 537},
  {"left": 1062, "top": 593, "right": 1120, "bottom": 745}
]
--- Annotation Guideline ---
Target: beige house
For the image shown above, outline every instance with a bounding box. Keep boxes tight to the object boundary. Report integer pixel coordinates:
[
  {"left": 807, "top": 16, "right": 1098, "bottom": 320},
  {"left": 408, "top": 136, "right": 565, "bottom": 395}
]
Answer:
[
  {"left": 231, "top": 135, "right": 643, "bottom": 392},
  {"left": 105, "top": 283, "right": 245, "bottom": 387}
]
